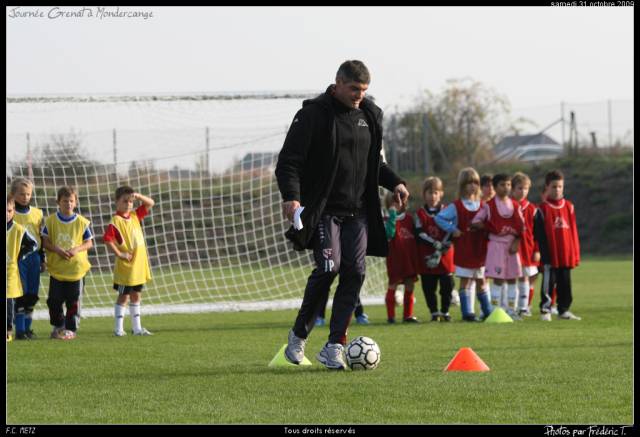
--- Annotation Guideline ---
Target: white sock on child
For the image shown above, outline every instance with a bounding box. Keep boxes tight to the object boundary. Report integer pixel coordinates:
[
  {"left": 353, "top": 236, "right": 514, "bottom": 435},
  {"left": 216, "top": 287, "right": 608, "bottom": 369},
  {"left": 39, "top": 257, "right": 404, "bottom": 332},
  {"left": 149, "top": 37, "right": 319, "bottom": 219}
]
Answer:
[
  {"left": 115, "top": 304, "right": 126, "bottom": 333},
  {"left": 517, "top": 279, "right": 530, "bottom": 311},
  {"left": 130, "top": 303, "right": 142, "bottom": 333}
]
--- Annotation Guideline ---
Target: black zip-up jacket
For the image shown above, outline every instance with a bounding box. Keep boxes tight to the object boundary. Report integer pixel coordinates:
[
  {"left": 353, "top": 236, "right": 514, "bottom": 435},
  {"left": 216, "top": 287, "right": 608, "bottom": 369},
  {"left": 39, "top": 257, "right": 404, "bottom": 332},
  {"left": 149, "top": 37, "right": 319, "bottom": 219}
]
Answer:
[
  {"left": 275, "top": 85, "right": 405, "bottom": 257},
  {"left": 323, "top": 98, "right": 371, "bottom": 215}
]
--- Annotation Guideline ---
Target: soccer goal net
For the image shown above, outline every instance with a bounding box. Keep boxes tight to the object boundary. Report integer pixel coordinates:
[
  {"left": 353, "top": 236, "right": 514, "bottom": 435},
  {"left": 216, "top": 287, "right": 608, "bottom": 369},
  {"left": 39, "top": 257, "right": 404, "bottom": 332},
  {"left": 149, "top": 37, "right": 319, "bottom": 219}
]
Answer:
[{"left": 6, "top": 94, "right": 388, "bottom": 318}]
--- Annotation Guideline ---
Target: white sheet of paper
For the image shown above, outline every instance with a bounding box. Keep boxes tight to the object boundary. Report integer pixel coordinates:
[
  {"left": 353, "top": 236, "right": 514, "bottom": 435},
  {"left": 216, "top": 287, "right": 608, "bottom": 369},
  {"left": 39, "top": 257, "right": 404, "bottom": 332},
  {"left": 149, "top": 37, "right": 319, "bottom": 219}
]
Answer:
[{"left": 293, "top": 206, "right": 305, "bottom": 230}]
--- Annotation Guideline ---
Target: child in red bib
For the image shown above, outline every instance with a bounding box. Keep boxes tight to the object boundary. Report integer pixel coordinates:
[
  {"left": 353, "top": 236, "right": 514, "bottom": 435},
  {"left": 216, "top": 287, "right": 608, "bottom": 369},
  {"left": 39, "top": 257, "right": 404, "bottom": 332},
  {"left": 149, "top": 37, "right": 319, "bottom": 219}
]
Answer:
[
  {"left": 415, "top": 177, "right": 455, "bottom": 322},
  {"left": 384, "top": 192, "right": 420, "bottom": 324},
  {"left": 534, "top": 170, "right": 581, "bottom": 321},
  {"left": 471, "top": 174, "right": 525, "bottom": 320}
]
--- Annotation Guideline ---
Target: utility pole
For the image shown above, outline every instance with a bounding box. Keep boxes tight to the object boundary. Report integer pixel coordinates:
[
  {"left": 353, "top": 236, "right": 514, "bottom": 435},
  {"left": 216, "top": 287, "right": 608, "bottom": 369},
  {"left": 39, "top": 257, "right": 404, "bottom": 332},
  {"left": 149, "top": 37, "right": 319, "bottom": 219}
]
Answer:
[{"left": 590, "top": 131, "right": 598, "bottom": 149}]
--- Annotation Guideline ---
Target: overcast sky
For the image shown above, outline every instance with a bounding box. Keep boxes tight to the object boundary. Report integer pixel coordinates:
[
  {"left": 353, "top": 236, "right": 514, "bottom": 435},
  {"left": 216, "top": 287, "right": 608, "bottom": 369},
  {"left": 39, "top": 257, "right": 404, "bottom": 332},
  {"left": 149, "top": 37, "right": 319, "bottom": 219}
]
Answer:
[{"left": 6, "top": 6, "right": 634, "bottom": 111}]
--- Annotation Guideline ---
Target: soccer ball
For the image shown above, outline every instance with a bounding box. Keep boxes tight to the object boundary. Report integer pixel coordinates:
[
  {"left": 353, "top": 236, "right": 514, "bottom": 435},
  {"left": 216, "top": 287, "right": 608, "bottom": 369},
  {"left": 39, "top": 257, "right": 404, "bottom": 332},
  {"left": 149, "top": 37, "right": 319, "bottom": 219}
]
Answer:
[{"left": 346, "top": 336, "right": 381, "bottom": 370}]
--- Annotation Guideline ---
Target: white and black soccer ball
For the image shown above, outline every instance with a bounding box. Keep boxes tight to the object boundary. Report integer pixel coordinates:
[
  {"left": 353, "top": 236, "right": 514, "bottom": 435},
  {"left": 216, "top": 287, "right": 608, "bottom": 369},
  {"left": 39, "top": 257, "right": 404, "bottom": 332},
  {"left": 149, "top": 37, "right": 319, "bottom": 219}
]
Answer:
[{"left": 346, "top": 336, "right": 381, "bottom": 370}]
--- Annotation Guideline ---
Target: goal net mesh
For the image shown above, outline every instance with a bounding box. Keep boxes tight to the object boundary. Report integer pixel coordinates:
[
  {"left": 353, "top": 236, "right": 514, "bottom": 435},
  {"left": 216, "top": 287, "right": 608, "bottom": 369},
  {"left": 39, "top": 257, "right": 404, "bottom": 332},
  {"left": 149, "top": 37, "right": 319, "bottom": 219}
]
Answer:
[{"left": 6, "top": 94, "right": 387, "bottom": 318}]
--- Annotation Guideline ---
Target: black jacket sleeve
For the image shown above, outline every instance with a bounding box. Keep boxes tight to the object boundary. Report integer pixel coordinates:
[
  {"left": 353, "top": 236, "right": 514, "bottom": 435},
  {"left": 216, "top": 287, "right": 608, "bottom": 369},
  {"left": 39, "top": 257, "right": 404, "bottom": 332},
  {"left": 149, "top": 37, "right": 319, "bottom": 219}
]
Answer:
[
  {"left": 275, "top": 109, "right": 313, "bottom": 202},
  {"left": 378, "top": 160, "right": 405, "bottom": 193},
  {"left": 533, "top": 208, "right": 551, "bottom": 265}
]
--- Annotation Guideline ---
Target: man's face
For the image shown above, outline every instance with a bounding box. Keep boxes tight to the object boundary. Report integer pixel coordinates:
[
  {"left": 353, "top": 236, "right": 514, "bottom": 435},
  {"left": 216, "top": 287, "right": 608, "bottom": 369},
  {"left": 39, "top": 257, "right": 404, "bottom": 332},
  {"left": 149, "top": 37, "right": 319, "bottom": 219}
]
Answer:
[{"left": 334, "top": 79, "right": 368, "bottom": 109}]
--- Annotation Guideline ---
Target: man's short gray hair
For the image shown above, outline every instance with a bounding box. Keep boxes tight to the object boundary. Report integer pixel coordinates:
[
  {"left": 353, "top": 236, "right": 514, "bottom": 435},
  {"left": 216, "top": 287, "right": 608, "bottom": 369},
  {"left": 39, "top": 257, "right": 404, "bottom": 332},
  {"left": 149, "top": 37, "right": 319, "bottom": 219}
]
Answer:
[{"left": 336, "top": 60, "right": 370, "bottom": 84}]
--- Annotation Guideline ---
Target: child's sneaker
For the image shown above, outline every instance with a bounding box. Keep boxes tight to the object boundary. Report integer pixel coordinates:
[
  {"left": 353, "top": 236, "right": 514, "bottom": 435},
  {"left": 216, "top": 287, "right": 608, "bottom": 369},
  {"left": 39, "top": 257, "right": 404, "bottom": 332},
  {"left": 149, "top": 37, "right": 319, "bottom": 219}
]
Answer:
[
  {"left": 518, "top": 308, "right": 532, "bottom": 317},
  {"left": 15, "top": 332, "right": 30, "bottom": 340},
  {"left": 540, "top": 312, "right": 552, "bottom": 321},
  {"left": 559, "top": 311, "right": 581, "bottom": 320},
  {"left": 430, "top": 312, "right": 441, "bottom": 322},
  {"left": 463, "top": 314, "right": 481, "bottom": 322},
  {"left": 387, "top": 318, "right": 396, "bottom": 324},
  {"left": 551, "top": 306, "right": 559, "bottom": 315},
  {"left": 114, "top": 330, "right": 127, "bottom": 337},
  {"left": 132, "top": 327, "right": 153, "bottom": 336},
  {"left": 314, "top": 317, "right": 325, "bottom": 327},
  {"left": 506, "top": 308, "right": 523, "bottom": 321},
  {"left": 26, "top": 329, "right": 37, "bottom": 339},
  {"left": 403, "top": 316, "right": 420, "bottom": 324},
  {"left": 355, "top": 314, "right": 369, "bottom": 325},
  {"left": 441, "top": 313, "right": 452, "bottom": 322}
]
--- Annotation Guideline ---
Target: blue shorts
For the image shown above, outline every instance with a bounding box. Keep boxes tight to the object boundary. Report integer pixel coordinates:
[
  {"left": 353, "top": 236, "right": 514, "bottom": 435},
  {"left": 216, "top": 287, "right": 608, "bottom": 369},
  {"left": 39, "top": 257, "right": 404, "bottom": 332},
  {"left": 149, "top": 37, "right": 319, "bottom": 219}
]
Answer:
[{"left": 19, "top": 251, "right": 41, "bottom": 295}]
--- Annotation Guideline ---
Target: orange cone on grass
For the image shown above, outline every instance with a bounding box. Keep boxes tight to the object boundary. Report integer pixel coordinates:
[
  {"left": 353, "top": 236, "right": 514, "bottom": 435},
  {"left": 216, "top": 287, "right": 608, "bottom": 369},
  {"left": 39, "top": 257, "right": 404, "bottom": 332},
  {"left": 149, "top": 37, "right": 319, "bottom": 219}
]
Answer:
[{"left": 444, "top": 347, "right": 490, "bottom": 372}]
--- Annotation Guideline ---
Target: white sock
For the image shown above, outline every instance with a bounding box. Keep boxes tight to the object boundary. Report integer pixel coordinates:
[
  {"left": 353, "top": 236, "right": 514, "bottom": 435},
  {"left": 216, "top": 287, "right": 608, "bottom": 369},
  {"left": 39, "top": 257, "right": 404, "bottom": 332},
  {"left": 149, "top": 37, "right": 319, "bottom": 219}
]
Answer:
[
  {"left": 115, "top": 304, "right": 126, "bottom": 333},
  {"left": 501, "top": 282, "right": 509, "bottom": 308},
  {"left": 130, "top": 303, "right": 142, "bottom": 333},
  {"left": 507, "top": 283, "right": 517, "bottom": 310},
  {"left": 517, "top": 279, "right": 530, "bottom": 311},
  {"left": 468, "top": 281, "right": 476, "bottom": 312}
]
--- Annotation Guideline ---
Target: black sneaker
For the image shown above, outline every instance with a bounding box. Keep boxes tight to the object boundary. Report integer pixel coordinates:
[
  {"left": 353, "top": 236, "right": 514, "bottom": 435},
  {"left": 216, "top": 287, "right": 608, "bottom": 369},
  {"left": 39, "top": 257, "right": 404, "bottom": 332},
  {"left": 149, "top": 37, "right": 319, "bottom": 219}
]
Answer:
[
  {"left": 15, "top": 332, "right": 30, "bottom": 340},
  {"left": 26, "top": 330, "right": 36, "bottom": 339},
  {"left": 431, "top": 314, "right": 441, "bottom": 322},
  {"left": 463, "top": 314, "right": 481, "bottom": 322},
  {"left": 441, "top": 313, "right": 452, "bottom": 322},
  {"left": 403, "top": 316, "right": 420, "bottom": 324},
  {"left": 387, "top": 318, "right": 396, "bottom": 324}
]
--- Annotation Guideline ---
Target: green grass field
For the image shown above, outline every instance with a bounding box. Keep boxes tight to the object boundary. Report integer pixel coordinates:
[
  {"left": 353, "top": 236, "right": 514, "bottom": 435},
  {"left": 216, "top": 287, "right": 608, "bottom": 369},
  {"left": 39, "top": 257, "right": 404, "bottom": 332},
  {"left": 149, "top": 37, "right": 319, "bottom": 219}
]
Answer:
[{"left": 7, "top": 257, "right": 632, "bottom": 424}]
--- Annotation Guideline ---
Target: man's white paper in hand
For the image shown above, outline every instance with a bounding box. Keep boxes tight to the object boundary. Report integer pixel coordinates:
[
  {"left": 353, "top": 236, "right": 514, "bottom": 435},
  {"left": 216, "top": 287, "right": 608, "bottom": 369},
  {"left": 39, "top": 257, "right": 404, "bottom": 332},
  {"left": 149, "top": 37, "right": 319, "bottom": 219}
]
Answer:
[{"left": 293, "top": 206, "right": 305, "bottom": 230}]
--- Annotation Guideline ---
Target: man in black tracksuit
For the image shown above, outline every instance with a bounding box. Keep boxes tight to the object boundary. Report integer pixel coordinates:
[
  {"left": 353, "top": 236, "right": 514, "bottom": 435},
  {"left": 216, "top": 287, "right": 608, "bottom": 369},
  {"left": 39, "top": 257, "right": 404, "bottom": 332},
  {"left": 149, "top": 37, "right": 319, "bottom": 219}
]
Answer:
[{"left": 275, "top": 60, "right": 409, "bottom": 369}]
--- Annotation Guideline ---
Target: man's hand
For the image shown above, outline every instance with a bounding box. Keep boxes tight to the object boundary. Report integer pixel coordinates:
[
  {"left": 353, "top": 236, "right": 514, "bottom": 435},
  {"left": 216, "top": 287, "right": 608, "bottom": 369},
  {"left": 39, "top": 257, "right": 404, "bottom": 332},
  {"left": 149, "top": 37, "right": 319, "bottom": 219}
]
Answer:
[
  {"left": 393, "top": 184, "right": 409, "bottom": 207},
  {"left": 282, "top": 200, "right": 301, "bottom": 222}
]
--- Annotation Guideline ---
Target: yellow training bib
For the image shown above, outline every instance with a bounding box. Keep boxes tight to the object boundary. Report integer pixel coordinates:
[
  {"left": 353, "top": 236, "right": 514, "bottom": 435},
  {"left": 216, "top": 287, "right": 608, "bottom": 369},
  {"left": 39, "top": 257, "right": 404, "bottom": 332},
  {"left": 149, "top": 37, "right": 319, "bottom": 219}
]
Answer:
[
  {"left": 6, "top": 222, "right": 25, "bottom": 298},
  {"left": 44, "top": 213, "right": 92, "bottom": 282},
  {"left": 111, "top": 211, "right": 151, "bottom": 286}
]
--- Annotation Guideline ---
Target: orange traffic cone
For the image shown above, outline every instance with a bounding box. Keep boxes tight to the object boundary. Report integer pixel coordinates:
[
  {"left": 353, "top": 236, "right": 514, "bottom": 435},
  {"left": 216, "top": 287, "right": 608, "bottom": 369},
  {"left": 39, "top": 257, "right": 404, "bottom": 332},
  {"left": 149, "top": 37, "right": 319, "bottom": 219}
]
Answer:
[{"left": 443, "top": 347, "right": 490, "bottom": 372}]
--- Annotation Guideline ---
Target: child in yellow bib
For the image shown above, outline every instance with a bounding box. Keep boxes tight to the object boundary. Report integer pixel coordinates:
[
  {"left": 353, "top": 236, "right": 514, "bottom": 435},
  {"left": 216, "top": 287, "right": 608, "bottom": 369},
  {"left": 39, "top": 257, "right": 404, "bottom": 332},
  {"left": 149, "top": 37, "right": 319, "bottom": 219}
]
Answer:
[
  {"left": 103, "top": 186, "right": 155, "bottom": 336},
  {"left": 11, "top": 177, "right": 46, "bottom": 340},
  {"left": 7, "top": 195, "right": 38, "bottom": 342},
  {"left": 42, "top": 187, "right": 94, "bottom": 340}
]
